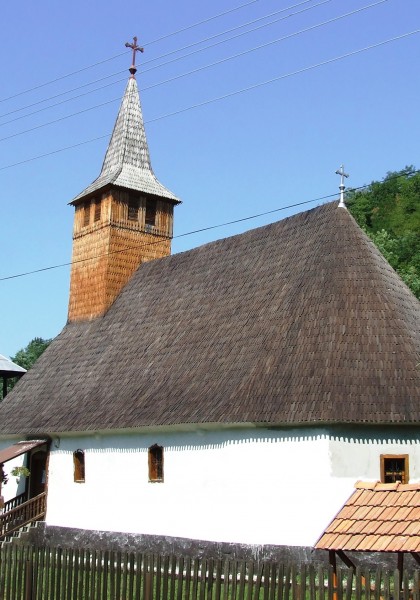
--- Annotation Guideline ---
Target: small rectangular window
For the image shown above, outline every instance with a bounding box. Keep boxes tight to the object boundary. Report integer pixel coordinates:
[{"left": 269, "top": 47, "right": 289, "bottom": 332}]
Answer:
[
  {"left": 145, "top": 199, "right": 157, "bottom": 226},
  {"left": 148, "top": 445, "right": 164, "bottom": 482},
  {"left": 83, "top": 202, "right": 91, "bottom": 227},
  {"left": 94, "top": 198, "right": 101, "bottom": 222},
  {"left": 381, "top": 454, "right": 408, "bottom": 484},
  {"left": 128, "top": 195, "right": 139, "bottom": 221},
  {"left": 73, "top": 450, "right": 85, "bottom": 483}
]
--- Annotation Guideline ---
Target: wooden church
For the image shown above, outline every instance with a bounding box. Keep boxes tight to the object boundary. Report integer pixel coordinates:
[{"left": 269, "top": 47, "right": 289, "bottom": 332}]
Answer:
[{"left": 0, "top": 43, "right": 419, "bottom": 559}]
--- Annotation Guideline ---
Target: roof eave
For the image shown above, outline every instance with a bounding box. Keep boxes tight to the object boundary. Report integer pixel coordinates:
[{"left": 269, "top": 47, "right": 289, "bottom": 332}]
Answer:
[{"left": 69, "top": 182, "right": 182, "bottom": 207}]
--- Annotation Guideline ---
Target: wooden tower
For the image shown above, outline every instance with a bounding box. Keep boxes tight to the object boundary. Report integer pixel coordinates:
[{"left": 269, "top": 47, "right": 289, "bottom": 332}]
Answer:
[{"left": 68, "top": 43, "right": 181, "bottom": 322}]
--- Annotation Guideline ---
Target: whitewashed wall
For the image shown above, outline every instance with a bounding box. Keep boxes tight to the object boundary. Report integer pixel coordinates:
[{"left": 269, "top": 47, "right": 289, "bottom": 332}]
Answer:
[{"left": 42, "top": 426, "right": 420, "bottom": 547}]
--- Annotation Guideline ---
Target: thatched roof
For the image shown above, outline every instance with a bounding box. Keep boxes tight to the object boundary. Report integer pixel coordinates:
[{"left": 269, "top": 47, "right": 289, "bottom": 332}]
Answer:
[{"left": 0, "top": 202, "right": 419, "bottom": 435}]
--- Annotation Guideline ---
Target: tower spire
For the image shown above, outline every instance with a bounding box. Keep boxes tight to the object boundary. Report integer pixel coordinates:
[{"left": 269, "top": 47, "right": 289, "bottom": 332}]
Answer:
[
  {"left": 68, "top": 39, "right": 180, "bottom": 322},
  {"left": 125, "top": 36, "right": 144, "bottom": 78},
  {"left": 335, "top": 165, "right": 349, "bottom": 209}
]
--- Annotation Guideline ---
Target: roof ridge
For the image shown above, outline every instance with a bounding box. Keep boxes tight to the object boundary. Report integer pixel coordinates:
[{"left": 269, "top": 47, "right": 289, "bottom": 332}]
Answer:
[{"left": 355, "top": 481, "right": 420, "bottom": 492}]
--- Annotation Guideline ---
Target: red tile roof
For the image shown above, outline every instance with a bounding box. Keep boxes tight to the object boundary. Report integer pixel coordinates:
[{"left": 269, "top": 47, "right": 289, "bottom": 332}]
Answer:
[{"left": 315, "top": 481, "right": 420, "bottom": 553}]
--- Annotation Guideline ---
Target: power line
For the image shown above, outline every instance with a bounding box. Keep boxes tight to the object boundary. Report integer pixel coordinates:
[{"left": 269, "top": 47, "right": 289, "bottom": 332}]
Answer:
[
  {"left": 2, "top": 167, "right": 418, "bottom": 283},
  {"left": 0, "top": 53, "right": 128, "bottom": 105},
  {"left": 1, "top": 27, "right": 418, "bottom": 172},
  {"left": 140, "top": 0, "right": 389, "bottom": 75},
  {"left": 141, "top": 0, "right": 391, "bottom": 98},
  {"left": 0, "top": 0, "right": 392, "bottom": 143},
  {"left": 146, "top": 27, "right": 419, "bottom": 127},
  {"left": 0, "top": 0, "right": 268, "bottom": 105},
  {"left": 141, "top": 0, "right": 335, "bottom": 67},
  {"left": 0, "top": 0, "right": 334, "bottom": 124},
  {"left": 0, "top": 73, "right": 127, "bottom": 121},
  {"left": 0, "top": 194, "right": 343, "bottom": 282},
  {"left": 144, "top": 0, "right": 265, "bottom": 47}
]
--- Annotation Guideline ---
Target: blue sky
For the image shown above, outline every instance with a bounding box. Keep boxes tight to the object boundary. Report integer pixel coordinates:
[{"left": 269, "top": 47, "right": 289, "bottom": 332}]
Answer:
[{"left": 1, "top": 0, "right": 419, "bottom": 359}]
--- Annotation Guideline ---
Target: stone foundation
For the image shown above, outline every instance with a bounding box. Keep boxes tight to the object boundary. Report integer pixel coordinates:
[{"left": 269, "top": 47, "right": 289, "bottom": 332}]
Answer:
[{"left": 24, "top": 523, "right": 418, "bottom": 570}]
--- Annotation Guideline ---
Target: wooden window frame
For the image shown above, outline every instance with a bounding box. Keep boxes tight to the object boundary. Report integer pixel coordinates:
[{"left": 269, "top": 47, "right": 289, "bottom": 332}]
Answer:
[
  {"left": 380, "top": 454, "right": 409, "bottom": 484},
  {"left": 148, "top": 444, "right": 164, "bottom": 483},
  {"left": 128, "top": 195, "right": 139, "bottom": 221},
  {"left": 73, "top": 449, "right": 85, "bottom": 483},
  {"left": 83, "top": 202, "right": 91, "bottom": 227},
  {"left": 145, "top": 199, "right": 157, "bottom": 227},
  {"left": 93, "top": 198, "right": 101, "bottom": 222}
]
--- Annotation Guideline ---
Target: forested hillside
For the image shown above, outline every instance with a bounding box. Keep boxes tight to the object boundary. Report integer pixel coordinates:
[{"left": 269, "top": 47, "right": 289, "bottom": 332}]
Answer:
[{"left": 346, "top": 167, "right": 420, "bottom": 299}]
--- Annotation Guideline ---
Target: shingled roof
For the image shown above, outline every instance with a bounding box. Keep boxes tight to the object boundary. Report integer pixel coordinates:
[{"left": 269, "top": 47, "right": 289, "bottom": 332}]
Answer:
[
  {"left": 71, "top": 77, "right": 180, "bottom": 205},
  {"left": 0, "top": 202, "right": 419, "bottom": 435},
  {"left": 315, "top": 481, "right": 420, "bottom": 552}
]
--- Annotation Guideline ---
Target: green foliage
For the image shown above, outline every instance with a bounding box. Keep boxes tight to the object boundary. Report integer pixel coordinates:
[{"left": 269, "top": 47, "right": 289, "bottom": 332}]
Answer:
[
  {"left": 347, "top": 167, "right": 420, "bottom": 299},
  {"left": 10, "top": 465, "right": 30, "bottom": 481},
  {"left": 11, "top": 337, "right": 52, "bottom": 371},
  {"left": 2, "top": 337, "right": 52, "bottom": 399}
]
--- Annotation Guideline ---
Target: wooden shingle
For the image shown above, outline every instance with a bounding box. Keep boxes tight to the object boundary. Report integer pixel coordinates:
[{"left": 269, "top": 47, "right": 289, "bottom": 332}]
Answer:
[{"left": 0, "top": 202, "right": 419, "bottom": 435}]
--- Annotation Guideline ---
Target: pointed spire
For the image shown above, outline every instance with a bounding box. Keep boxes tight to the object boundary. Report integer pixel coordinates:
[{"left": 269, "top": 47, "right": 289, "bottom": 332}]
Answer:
[{"left": 71, "top": 40, "right": 180, "bottom": 205}]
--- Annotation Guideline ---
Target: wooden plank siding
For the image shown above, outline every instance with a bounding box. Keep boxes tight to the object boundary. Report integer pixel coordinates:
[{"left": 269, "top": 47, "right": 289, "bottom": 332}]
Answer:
[
  {"left": 1, "top": 544, "right": 420, "bottom": 600},
  {"left": 72, "top": 192, "right": 173, "bottom": 239},
  {"left": 68, "top": 188, "right": 173, "bottom": 321}
]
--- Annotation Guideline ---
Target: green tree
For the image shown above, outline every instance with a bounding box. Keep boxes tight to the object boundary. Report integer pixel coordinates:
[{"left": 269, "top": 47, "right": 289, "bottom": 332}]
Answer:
[
  {"left": 11, "top": 337, "right": 52, "bottom": 371},
  {"left": 347, "top": 167, "right": 420, "bottom": 299},
  {"left": 2, "top": 337, "right": 52, "bottom": 398}
]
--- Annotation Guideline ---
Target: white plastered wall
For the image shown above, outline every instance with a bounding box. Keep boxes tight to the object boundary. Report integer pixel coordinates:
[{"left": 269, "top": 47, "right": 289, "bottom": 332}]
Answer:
[
  {"left": 3, "top": 427, "right": 420, "bottom": 547},
  {"left": 46, "top": 428, "right": 339, "bottom": 546}
]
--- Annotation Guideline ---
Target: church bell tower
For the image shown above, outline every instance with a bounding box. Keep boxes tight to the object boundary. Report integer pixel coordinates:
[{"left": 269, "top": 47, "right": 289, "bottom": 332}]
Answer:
[{"left": 68, "top": 38, "right": 181, "bottom": 322}]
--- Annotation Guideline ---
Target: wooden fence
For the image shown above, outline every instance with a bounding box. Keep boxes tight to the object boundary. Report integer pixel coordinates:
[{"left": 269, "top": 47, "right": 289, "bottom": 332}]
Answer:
[{"left": 1, "top": 544, "right": 420, "bottom": 600}]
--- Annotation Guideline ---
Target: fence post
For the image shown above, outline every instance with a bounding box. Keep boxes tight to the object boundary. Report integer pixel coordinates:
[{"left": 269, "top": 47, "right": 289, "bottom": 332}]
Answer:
[
  {"left": 145, "top": 570, "right": 153, "bottom": 600},
  {"left": 25, "top": 550, "right": 33, "bottom": 600}
]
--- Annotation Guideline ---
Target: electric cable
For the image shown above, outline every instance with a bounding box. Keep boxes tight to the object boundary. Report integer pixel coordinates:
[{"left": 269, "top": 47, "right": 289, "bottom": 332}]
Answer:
[
  {"left": 140, "top": 0, "right": 389, "bottom": 75},
  {"left": 1, "top": 25, "right": 418, "bottom": 159},
  {"left": 1, "top": 166, "right": 418, "bottom": 283},
  {"left": 140, "top": 0, "right": 335, "bottom": 67},
  {"left": 0, "top": 0, "right": 336, "bottom": 122},
  {"left": 0, "top": 0, "right": 270, "bottom": 104},
  {"left": 0, "top": 0, "right": 394, "bottom": 143},
  {"left": 0, "top": 194, "right": 352, "bottom": 282}
]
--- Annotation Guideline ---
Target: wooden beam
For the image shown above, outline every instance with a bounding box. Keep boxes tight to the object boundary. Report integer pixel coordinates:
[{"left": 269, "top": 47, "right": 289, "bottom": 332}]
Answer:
[
  {"left": 336, "top": 550, "right": 356, "bottom": 570},
  {"left": 397, "top": 553, "right": 404, "bottom": 592}
]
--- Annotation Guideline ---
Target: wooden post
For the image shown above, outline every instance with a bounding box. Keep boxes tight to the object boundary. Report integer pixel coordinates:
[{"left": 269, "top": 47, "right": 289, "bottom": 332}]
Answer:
[
  {"left": 145, "top": 571, "right": 153, "bottom": 600},
  {"left": 2, "top": 376, "right": 7, "bottom": 399},
  {"left": 25, "top": 554, "right": 33, "bottom": 600},
  {"left": 329, "top": 551, "right": 338, "bottom": 600},
  {"left": 397, "top": 553, "right": 404, "bottom": 593}
]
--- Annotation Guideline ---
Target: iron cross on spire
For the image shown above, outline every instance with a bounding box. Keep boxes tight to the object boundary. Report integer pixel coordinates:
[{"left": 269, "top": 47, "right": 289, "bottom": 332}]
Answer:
[
  {"left": 335, "top": 164, "right": 349, "bottom": 209},
  {"left": 125, "top": 36, "right": 144, "bottom": 77}
]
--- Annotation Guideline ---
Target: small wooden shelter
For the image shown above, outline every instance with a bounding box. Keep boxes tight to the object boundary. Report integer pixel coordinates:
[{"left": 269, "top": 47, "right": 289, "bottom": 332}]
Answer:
[
  {"left": 0, "top": 354, "right": 26, "bottom": 400},
  {"left": 316, "top": 481, "right": 420, "bottom": 582}
]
